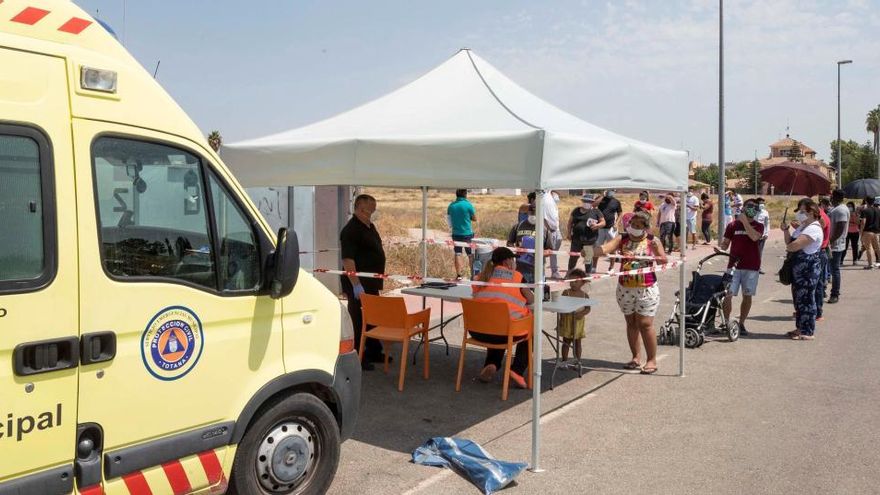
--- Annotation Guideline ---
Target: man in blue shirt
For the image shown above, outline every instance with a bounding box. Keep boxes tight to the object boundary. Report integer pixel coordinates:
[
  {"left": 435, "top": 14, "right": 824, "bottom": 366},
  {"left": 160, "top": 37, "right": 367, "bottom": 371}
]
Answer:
[{"left": 447, "top": 189, "right": 477, "bottom": 279}]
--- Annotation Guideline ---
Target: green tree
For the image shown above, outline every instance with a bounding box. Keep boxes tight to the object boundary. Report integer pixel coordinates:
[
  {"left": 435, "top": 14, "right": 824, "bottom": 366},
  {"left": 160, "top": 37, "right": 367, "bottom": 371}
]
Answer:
[
  {"left": 866, "top": 107, "right": 880, "bottom": 155},
  {"left": 693, "top": 163, "right": 719, "bottom": 189},
  {"left": 739, "top": 159, "right": 761, "bottom": 194},
  {"left": 831, "top": 139, "right": 878, "bottom": 184}
]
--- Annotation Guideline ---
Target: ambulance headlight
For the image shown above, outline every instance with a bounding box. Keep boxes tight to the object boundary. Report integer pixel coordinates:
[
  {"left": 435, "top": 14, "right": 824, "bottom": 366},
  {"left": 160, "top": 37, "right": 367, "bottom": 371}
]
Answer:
[{"left": 80, "top": 67, "right": 118, "bottom": 93}]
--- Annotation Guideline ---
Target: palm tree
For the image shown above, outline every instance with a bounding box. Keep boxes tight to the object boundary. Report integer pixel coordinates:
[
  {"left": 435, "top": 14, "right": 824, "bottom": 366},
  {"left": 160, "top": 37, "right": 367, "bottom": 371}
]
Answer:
[
  {"left": 866, "top": 108, "right": 880, "bottom": 155},
  {"left": 207, "top": 130, "right": 222, "bottom": 152}
]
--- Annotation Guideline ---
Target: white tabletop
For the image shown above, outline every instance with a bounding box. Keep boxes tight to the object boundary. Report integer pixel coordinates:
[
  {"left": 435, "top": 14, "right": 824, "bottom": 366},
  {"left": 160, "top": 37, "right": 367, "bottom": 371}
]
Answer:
[
  {"left": 401, "top": 285, "right": 472, "bottom": 302},
  {"left": 400, "top": 286, "right": 597, "bottom": 313}
]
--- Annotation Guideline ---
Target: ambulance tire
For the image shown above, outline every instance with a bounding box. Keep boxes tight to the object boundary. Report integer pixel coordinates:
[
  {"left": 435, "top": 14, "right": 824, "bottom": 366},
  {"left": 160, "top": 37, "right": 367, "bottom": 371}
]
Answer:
[{"left": 230, "top": 393, "right": 340, "bottom": 495}]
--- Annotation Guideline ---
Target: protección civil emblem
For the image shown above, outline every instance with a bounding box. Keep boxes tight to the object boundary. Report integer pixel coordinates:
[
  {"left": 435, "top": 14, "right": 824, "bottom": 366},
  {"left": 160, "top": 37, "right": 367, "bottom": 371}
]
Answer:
[{"left": 141, "top": 306, "right": 204, "bottom": 381}]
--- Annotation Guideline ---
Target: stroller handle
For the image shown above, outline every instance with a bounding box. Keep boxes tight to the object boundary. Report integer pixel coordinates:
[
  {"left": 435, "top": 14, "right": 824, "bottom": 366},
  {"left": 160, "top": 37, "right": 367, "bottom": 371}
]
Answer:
[{"left": 697, "top": 251, "right": 741, "bottom": 270}]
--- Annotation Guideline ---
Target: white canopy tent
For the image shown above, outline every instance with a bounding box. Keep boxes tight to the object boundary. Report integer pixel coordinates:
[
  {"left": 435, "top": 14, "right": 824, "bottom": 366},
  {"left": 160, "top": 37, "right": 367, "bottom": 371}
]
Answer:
[{"left": 223, "top": 49, "right": 689, "bottom": 471}]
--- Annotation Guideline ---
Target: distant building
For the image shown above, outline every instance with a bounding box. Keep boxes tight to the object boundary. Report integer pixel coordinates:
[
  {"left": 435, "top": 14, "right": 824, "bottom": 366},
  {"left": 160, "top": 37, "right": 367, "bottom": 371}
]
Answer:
[{"left": 759, "top": 135, "right": 836, "bottom": 188}]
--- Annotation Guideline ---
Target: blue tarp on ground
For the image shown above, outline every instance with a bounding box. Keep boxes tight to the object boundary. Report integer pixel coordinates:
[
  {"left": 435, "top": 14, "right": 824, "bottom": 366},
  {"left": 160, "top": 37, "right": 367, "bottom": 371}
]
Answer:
[{"left": 412, "top": 437, "right": 528, "bottom": 494}]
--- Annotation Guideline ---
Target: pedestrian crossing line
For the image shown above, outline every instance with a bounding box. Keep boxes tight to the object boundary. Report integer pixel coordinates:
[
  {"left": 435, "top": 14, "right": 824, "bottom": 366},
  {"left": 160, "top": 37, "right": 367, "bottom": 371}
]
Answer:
[{"left": 401, "top": 469, "right": 455, "bottom": 495}]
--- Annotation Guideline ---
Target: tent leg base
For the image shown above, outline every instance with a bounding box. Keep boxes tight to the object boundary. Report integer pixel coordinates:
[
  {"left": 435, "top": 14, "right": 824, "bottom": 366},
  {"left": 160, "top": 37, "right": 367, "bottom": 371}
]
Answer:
[{"left": 528, "top": 467, "right": 546, "bottom": 473}]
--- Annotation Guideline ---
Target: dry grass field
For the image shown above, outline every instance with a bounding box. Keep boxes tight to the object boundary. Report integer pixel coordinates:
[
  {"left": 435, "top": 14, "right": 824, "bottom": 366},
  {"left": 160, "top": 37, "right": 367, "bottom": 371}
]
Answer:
[{"left": 366, "top": 187, "right": 801, "bottom": 288}]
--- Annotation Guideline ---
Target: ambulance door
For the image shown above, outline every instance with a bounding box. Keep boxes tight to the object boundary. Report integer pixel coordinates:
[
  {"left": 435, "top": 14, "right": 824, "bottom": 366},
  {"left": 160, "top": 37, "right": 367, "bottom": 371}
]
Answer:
[
  {"left": 0, "top": 50, "right": 78, "bottom": 493},
  {"left": 72, "top": 121, "right": 284, "bottom": 491}
]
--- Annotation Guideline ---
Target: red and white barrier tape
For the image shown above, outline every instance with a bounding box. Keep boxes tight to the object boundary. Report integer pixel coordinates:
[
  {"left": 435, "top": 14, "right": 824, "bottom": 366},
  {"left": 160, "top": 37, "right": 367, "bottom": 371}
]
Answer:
[
  {"left": 301, "top": 237, "right": 675, "bottom": 261},
  {"left": 312, "top": 260, "right": 682, "bottom": 289}
]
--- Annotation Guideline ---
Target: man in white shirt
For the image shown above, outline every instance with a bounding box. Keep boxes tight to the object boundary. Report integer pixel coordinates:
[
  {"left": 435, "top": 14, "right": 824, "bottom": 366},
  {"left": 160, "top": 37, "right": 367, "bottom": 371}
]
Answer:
[
  {"left": 754, "top": 197, "right": 771, "bottom": 274},
  {"left": 543, "top": 190, "right": 563, "bottom": 279},
  {"left": 685, "top": 190, "right": 700, "bottom": 250},
  {"left": 728, "top": 190, "right": 744, "bottom": 216},
  {"left": 827, "top": 189, "right": 850, "bottom": 303}
]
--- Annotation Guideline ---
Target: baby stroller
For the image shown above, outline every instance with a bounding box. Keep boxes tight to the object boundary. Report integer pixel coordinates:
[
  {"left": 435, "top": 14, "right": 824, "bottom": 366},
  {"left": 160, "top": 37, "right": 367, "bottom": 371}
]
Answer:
[{"left": 658, "top": 252, "right": 741, "bottom": 348}]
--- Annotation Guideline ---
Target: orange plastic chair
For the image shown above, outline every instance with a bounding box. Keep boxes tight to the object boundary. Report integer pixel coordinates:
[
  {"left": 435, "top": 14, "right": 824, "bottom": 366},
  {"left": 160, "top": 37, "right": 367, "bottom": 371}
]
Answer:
[
  {"left": 457, "top": 299, "right": 533, "bottom": 401},
  {"left": 359, "top": 294, "right": 431, "bottom": 391}
]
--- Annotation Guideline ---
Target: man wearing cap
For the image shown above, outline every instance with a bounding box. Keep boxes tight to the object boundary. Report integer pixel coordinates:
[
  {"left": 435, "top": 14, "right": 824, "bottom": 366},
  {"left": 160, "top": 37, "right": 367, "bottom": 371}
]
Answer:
[
  {"left": 507, "top": 204, "right": 552, "bottom": 284},
  {"left": 567, "top": 194, "right": 606, "bottom": 273},
  {"left": 597, "top": 190, "right": 622, "bottom": 270}
]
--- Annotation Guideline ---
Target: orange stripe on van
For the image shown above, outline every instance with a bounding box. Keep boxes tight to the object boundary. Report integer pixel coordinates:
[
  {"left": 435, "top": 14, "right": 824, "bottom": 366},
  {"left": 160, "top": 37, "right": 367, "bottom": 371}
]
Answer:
[
  {"left": 161, "top": 460, "right": 193, "bottom": 495},
  {"left": 11, "top": 6, "right": 50, "bottom": 25},
  {"left": 58, "top": 17, "right": 92, "bottom": 34},
  {"left": 122, "top": 471, "right": 153, "bottom": 495},
  {"left": 78, "top": 485, "right": 105, "bottom": 495}
]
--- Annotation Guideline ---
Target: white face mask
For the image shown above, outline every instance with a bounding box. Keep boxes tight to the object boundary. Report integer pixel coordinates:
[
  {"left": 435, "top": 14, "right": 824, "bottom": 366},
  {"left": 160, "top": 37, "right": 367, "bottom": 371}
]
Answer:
[
  {"left": 795, "top": 211, "right": 808, "bottom": 223},
  {"left": 527, "top": 215, "right": 537, "bottom": 224},
  {"left": 552, "top": 193, "right": 560, "bottom": 204},
  {"left": 759, "top": 204, "right": 766, "bottom": 211},
  {"left": 626, "top": 226, "right": 645, "bottom": 238},
  {"left": 582, "top": 203, "right": 593, "bottom": 210}
]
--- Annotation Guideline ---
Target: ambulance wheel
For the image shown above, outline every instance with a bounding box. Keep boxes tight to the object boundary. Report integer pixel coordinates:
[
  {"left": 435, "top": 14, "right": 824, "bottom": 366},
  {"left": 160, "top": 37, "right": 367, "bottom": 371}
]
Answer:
[{"left": 230, "top": 393, "right": 340, "bottom": 495}]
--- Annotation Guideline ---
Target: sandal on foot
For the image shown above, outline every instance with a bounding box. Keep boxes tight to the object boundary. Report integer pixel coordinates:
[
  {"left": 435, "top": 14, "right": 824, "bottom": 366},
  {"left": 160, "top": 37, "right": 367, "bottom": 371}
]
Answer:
[
  {"left": 640, "top": 367, "right": 658, "bottom": 375},
  {"left": 623, "top": 360, "right": 641, "bottom": 370}
]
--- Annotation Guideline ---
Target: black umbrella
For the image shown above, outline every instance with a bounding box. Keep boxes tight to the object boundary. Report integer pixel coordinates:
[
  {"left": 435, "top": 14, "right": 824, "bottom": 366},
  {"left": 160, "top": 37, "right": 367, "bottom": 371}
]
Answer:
[{"left": 842, "top": 178, "right": 880, "bottom": 199}]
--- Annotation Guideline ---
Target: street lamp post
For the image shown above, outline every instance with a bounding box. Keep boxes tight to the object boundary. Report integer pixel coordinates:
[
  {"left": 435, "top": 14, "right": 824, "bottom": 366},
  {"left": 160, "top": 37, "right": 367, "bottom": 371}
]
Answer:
[
  {"left": 837, "top": 59, "right": 852, "bottom": 184},
  {"left": 717, "top": 0, "right": 725, "bottom": 241}
]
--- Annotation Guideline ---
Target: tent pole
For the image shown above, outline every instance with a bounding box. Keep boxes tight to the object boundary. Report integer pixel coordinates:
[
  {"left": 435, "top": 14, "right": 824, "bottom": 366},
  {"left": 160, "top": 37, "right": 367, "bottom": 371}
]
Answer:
[
  {"left": 421, "top": 187, "right": 428, "bottom": 310},
  {"left": 421, "top": 187, "right": 428, "bottom": 278},
  {"left": 679, "top": 191, "right": 687, "bottom": 377},
  {"left": 530, "top": 190, "right": 545, "bottom": 472}
]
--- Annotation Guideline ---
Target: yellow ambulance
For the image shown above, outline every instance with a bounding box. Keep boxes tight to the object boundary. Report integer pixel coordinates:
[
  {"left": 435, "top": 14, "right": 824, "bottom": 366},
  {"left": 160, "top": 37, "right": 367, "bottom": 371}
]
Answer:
[{"left": 0, "top": 1, "right": 360, "bottom": 494}]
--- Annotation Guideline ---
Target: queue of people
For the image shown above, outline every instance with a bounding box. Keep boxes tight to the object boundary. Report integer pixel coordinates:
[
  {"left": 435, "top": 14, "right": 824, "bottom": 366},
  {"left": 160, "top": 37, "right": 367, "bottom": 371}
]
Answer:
[{"left": 342, "top": 188, "right": 880, "bottom": 382}]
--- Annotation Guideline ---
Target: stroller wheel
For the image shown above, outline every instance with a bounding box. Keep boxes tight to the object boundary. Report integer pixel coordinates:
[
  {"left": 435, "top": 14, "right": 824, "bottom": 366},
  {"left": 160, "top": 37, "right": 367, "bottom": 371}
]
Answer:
[
  {"left": 696, "top": 331, "right": 705, "bottom": 347},
  {"left": 684, "top": 328, "right": 700, "bottom": 348},
  {"left": 727, "top": 320, "right": 741, "bottom": 342},
  {"left": 658, "top": 322, "right": 673, "bottom": 345}
]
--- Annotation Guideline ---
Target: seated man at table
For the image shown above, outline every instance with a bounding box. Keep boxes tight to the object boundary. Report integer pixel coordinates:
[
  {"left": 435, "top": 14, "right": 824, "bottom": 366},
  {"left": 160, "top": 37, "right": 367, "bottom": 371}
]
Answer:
[{"left": 471, "top": 247, "right": 534, "bottom": 389}]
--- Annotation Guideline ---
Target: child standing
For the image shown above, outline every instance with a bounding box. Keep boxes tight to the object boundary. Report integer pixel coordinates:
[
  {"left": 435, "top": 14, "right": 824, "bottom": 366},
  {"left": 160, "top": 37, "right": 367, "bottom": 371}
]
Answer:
[{"left": 558, "top": 268, "right": 591, "bottom": 364}]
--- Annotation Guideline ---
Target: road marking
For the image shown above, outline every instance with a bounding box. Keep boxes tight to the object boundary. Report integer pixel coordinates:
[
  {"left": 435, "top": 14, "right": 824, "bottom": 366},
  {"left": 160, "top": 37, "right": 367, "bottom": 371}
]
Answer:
[
  {"left": 402, "top": 469, "right": 454, "bottom": 495},
  {"left": 403, "top": 354, "right": 669, "bottom": 493}
]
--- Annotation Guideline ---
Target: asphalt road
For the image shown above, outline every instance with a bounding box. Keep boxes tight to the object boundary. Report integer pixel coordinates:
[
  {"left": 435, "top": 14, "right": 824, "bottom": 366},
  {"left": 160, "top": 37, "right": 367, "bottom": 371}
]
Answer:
[{"left": 328, "top": 234, "right": 880, "bottom": 495}]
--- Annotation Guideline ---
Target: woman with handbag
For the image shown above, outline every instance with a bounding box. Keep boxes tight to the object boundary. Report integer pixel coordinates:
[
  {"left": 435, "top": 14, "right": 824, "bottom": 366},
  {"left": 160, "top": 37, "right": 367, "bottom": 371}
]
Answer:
[{"left": 782, "top": 199, "right": 825, "bottom": 340}]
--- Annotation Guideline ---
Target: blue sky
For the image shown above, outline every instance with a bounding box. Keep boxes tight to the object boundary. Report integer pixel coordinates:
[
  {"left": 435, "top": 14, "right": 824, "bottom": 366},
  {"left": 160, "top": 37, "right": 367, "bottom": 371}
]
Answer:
[{"left": 76, "top": 0, "right": 879, "bottom": 164}]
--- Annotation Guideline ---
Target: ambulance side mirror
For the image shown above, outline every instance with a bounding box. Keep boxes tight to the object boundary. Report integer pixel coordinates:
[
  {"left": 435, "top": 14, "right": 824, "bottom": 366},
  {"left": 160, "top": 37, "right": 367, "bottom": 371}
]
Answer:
[{"left": 269, "top": 228, "right": 300, "bottom": 299}]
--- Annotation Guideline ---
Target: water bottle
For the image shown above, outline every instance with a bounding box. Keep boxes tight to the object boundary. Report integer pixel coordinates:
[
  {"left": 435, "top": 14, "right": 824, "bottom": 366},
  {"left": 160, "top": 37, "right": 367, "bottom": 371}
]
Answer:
[{"left": 472, "top": 259, "right": 483, "bottom": 278}]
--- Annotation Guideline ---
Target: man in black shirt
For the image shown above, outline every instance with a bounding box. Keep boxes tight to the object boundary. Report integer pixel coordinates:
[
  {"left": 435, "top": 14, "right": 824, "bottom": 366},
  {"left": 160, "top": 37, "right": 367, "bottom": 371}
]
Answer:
[
  {"left": 340, "top": 194, "right": 386, "bottom": 369},
  {"left": 859, "top": 196, "right": 880, "bottom": 269},
  {"left": 567, "top": 193, "right": 605, "bottom": 273},
  {"left": 596, "top": 189, "right": 622, "bottom": 269}
]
